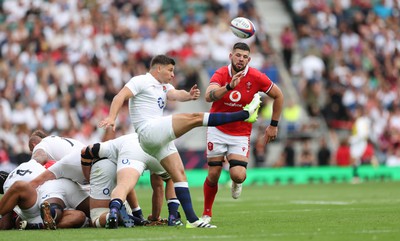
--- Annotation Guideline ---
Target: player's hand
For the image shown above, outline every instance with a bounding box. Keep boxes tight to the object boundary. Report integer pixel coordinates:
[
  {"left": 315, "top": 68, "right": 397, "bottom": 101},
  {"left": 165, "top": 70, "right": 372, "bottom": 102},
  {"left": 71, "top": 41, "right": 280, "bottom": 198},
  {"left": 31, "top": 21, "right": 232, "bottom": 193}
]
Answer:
[
  {"left": 264, "top": 125, "right": 278, "bottom": 144},
  {"left": 98, "top": 117, "right": 116, "bottom": 131},
  {"left": 229, "top": 71, "right": 245, "bottom": 89},
  {"left": 189, "top": 84, "right": 200, "bottom": 100}
]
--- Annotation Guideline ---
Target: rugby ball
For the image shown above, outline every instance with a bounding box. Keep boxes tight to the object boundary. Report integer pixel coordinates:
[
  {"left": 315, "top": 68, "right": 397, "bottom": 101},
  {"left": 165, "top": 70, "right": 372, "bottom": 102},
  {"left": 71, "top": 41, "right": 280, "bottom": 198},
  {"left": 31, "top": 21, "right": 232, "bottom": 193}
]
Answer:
[{"left": 230, "top": 17, "right": 256, "bottom": 39}]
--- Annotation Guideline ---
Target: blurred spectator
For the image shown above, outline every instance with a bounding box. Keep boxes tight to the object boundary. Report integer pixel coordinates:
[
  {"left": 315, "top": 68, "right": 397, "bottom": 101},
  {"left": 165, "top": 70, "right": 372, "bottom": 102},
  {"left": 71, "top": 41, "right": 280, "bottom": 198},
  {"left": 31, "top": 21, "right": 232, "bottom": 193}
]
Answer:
[
  {"left": 317, "top": 137, "right": 331, "bottom": 166},
  {"left": 281, "top": 98, "right": 303, "bottom": 133},
  {"left": 285, "top": 0, "right": 400, "bottom": 167},
  {"left": 299, "top": 140, "right": 315, "bottom": 166},
  {"left": 280, "top": 25, "right": 296, "bottom": 69},
  {"left": 275, "top": 139, "right": 296, "bottom": 167},
  {"left": 335, "top": 138, "right": 351, "bottom": 166}
]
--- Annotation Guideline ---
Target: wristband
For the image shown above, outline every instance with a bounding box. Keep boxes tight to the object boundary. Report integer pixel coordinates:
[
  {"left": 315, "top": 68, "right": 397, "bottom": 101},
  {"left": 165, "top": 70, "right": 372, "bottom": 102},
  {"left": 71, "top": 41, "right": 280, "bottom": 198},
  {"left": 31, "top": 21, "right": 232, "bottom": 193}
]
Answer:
[
  {"left": 270, "top": 120, "right": 279, "bottom": 127},
  {"left": 226, "top": 84, "right": 233, "bottom": 91}
]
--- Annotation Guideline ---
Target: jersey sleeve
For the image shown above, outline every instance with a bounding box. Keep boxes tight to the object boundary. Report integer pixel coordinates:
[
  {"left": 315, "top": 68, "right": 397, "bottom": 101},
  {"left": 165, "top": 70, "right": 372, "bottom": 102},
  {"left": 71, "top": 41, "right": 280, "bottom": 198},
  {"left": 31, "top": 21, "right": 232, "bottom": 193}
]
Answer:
[
  {"left": 165, "top": 83, "right": 175, "bottom": 92},
  {"left": 125, "top": 76, "right": 141, "bottom": 96},
  {"left": 209, "top": 68, "right": 225, "bottom": 86},
  {"left": 258, "top": 72, "right": 274, "bottom": 93}
]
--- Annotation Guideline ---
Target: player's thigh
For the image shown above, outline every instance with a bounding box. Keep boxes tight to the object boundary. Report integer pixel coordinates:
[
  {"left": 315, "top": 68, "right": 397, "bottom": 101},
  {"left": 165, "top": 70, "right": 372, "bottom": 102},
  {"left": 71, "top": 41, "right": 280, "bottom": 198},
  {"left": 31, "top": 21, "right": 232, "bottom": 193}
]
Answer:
[
  {"left": 139, "top": 116, "right": 175, "bottom": 156},
  {"left": 40, "top": 179, "right": 89, "bottom": 209},
  {"left": 90, "top": 159, "right": 116, "bottom": 200},
  {"left": 206, "top": 127, "right": 250, "bottom": 158}
]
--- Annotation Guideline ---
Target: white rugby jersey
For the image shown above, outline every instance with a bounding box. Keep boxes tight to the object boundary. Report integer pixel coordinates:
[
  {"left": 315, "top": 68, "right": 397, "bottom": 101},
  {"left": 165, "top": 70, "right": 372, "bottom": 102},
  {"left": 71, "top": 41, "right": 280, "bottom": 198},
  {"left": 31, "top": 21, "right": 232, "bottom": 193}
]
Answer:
[
  {"left": 32, "top": 135, "right": 85, "bottom": 161},
  {"left": 3, "top": 159, "right": 45, "bottom": 193},
  {"left": 125, "top": 73, "right": 174, "bottom": 133},
  {"left": 33, "top": 136, "right": 88, "bottom": 185}
]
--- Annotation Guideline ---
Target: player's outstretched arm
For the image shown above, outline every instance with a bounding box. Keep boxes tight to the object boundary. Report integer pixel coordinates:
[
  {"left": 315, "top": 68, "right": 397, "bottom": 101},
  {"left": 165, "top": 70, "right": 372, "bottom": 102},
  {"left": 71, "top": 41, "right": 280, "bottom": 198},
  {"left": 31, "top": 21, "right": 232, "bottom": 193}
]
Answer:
[
  {"left": 99, "top": 87, "right": 133, "bottom": 131},
  {"left": 167, "top": 84, "right": 200, "bottom": 102}
]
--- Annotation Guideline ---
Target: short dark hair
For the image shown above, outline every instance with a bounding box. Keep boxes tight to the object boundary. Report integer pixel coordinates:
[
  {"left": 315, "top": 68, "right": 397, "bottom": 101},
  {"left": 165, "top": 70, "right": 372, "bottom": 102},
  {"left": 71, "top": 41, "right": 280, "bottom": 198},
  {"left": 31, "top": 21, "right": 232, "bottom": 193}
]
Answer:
[
  {"left": 150, "top": 55, "right": 175, "bottom": 68},
  {"left": 30, "top": 129, "right": 48, "bottom": 139},
  {"left": 0, "top": 171, "right": 9, "bottom": 194},
  {"left": 233, "top": 42, "right": 250, "bottom": 52}
]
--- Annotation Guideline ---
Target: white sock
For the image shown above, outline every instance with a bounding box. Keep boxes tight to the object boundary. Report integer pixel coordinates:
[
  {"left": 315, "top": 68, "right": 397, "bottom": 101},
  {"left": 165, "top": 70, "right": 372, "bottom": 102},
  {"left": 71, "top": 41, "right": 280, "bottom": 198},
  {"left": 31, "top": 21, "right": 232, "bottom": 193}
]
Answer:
[{"left": 202, "top": 113, "right": 210, "bottom": 126}]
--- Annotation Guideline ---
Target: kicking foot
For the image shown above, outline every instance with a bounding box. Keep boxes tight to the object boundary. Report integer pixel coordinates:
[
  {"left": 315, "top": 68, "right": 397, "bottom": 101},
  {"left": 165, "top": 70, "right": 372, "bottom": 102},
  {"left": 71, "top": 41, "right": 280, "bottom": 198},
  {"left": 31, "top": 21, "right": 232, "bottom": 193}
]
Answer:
[{"left": 243, "top": 93, "right": 261, "bottom": 123}]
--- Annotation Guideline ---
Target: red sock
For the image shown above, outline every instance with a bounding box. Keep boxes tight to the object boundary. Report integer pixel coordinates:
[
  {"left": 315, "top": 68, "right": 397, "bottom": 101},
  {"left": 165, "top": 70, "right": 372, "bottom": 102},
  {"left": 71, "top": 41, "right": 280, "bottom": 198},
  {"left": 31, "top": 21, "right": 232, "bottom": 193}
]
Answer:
[{"left": 203, "top": 178, "right": 218, "bottom": 217}]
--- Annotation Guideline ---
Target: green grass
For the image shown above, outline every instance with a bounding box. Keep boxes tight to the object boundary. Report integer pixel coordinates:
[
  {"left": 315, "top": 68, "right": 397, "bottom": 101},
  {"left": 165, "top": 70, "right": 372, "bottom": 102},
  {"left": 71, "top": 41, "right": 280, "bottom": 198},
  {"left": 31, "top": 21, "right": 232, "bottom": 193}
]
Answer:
[{"left": 1, "top": 182, "right": 400, "bottom": 241}]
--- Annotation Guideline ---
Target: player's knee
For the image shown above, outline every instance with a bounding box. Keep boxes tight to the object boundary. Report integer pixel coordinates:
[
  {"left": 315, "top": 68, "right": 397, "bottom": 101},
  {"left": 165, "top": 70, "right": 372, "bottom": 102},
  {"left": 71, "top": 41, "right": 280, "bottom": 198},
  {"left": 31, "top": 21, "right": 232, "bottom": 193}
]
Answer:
[
  {"left": 229, "top": 160, "right": 247, "bottom": 183},
  {"left": 81, "top": 143, "right": 101, "bottom": 159}
]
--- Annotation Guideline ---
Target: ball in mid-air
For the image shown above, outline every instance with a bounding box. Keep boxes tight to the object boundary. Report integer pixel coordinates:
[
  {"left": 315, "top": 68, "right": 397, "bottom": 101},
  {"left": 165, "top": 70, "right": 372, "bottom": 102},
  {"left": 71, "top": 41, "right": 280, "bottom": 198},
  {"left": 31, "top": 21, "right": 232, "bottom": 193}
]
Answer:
[{"left": 230, "top": 17, "right": 256, "bottom": 39}]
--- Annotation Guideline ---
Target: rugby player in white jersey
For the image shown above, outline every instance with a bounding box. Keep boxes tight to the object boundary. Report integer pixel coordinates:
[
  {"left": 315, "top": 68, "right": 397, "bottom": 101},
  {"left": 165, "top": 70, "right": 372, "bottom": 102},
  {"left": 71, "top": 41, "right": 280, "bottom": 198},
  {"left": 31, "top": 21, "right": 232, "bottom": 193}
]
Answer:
[
  {"left": 28, "top": 130, "right": 89, "bottom": 187},
  {"left": 81, "top": 133, "right": 183, "bottom": 228},
  {"left": 28, "top": 130, "right": 147, "bottom": 228},
  {"left": 0, "top": 159, "right": 88, "bottom": 230},
  {"left": 98, "top": 55, "right": 261, "bottom": 228}
]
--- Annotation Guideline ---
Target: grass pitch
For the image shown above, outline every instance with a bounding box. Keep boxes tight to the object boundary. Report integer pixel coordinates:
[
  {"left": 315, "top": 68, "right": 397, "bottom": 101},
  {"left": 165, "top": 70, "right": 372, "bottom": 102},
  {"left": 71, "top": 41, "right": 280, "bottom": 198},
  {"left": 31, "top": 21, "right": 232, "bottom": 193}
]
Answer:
[{"left": 1, "top": 181, "right": 399, "bottom": 241}]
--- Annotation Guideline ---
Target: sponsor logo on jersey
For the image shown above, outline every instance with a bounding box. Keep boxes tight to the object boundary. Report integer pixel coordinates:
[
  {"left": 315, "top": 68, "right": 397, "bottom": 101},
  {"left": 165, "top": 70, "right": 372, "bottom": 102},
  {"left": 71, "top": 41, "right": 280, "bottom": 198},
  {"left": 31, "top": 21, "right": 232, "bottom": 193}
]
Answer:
[
  {"left": 122, "top": 159, "right": 130, "bottom": 165},
  {"left": 229, "top": 91, "right": 241, "bottom": 102}
]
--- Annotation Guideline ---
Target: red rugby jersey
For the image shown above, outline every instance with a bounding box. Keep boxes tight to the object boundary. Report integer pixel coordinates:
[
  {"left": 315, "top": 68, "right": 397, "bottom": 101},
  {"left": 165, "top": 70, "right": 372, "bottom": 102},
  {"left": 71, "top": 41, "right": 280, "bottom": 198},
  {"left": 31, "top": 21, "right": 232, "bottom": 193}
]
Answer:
[{"left": 209, "top": 65, "right": 274, "bottom": 136}]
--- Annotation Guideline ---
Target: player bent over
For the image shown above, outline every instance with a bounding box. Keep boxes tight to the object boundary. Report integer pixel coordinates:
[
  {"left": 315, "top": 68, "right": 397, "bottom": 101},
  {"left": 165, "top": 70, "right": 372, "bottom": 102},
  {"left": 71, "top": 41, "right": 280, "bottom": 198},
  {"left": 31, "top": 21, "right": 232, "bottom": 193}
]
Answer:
[{"left": 81, "top": 133, "right": 183, "bottom": 228}]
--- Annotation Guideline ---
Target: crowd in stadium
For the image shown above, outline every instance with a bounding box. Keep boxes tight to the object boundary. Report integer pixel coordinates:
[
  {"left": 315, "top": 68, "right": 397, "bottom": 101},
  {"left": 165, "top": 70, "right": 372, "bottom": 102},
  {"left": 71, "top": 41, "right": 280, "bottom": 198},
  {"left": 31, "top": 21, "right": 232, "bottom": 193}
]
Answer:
[
  {"left": 0, "top": 0, "right": 268, "bottom": 170},
  {"left": 0, "top": 0, "right": 400, "bottom": 171},
  {"left": 278, "top": 0, "right": 400, "bottom": 167}
]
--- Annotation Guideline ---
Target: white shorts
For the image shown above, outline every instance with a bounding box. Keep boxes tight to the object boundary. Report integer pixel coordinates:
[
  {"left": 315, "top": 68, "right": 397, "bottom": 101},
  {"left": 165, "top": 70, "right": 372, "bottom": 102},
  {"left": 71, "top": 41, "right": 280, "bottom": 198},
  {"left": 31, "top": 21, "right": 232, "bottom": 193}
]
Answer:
[
  {"left": 98, "top": 133, "right": 168, "bottom": 176},
  {"left": 38, "top": 179, "right": 89, "bottom": 209},
  {"left": 138, "top": 116, "right": 178, "bottom": 161},
  {"left": 14, "top": 202, "right": 42, "bottom": 223},
  {"left": 90, "top": 159, "right": 116, "bottom": 200},
  {"left": 206, "top": 127, "right": 250, "bottom": 158}
]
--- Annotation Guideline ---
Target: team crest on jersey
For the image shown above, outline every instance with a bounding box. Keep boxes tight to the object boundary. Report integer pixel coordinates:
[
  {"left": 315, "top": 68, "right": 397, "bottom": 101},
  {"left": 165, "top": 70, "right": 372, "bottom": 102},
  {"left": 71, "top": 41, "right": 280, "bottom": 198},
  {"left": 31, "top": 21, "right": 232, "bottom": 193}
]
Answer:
[
  {"left": 163, "top": 85, "right": 167, "bottom": 92},
  {"left": 229, "top": 91, "right": 241, "bottom": 102},
  {"left": 207, "top": 142, "right": 214, "bottom": 151},
  {"left": 157, "top": 97, "right": 165, "bottom": 109},
  {"left": 246, "top": 82, "right": 252, "bottom": 92}
]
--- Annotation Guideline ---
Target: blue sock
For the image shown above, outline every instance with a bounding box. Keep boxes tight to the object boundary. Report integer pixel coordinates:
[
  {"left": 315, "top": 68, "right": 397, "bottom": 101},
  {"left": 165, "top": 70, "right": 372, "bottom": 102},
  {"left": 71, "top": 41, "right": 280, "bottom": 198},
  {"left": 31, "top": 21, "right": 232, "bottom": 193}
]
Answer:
[
  {"left": 167, "top": 198, "right": 180, "bottom": 218},
  {"left": 208, "top": 111, "right": 249, "bottom": 126},
  {"left": 132, "top": 208, "right": 144, "bottom": 218},
  {"left": 174, "top": 182, "right": 198, "bottom": 223},
  {"left": 109, "top": 198, "right": 123, "bottom": 211}
]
